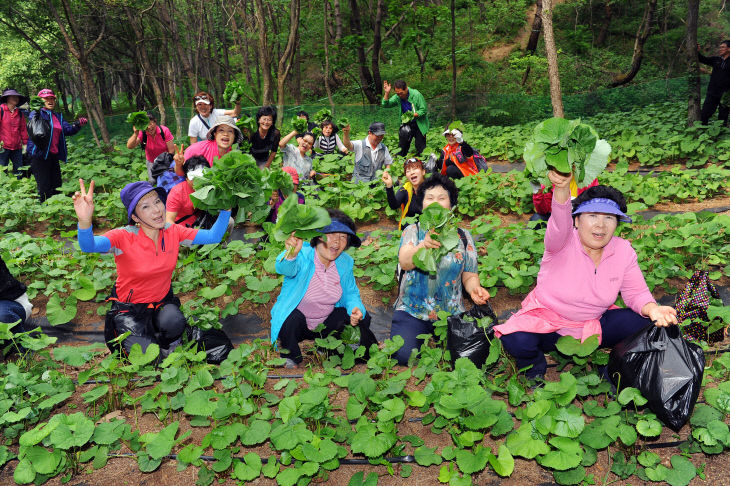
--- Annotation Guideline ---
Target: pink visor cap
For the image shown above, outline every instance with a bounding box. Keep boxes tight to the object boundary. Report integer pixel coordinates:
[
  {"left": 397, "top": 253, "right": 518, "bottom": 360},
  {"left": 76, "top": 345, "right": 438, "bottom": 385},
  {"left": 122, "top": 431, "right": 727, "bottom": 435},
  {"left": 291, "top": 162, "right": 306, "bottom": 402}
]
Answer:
[{"left": 37, "top": 89, "right": 56, "bottom": 99}]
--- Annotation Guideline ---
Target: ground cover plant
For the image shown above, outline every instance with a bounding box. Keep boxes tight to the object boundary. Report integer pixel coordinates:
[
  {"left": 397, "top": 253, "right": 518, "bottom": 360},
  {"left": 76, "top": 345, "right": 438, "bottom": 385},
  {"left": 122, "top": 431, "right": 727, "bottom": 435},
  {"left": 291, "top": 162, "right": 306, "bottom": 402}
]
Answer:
[{"left": 0, "top": 104, "right": 728, "bottom": 485}]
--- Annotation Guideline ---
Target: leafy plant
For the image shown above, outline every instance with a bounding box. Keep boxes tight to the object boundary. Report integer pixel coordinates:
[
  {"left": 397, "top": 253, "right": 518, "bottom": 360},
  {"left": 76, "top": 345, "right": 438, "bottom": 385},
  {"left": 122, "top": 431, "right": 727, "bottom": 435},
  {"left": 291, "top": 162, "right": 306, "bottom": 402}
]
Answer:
[
  {"left": 337, "top": 118, "right": 350, "bottom": 129},
  {"left": 412, "top": 203, "right": 461, "bottom": 275},
  {"left": 313, "top": 108, "right": 332, "bottom": 123},
  {"left": 222, "top": 80, "right": 246, "bottom": 104},
  {"left": 126, "top": 111, "right": 149, "bottom": 131},
  {"left": 522, "top": 117, "right": 611, "bottom": 187},
  {"left": 401, "top": 111, "right": 415, "bottom": 124},
  {"left": 291, "top": 116, "right": 308, "bottom": 133},
  {"left": 272, "top": 195, "right": 331, "bottom": 245}
]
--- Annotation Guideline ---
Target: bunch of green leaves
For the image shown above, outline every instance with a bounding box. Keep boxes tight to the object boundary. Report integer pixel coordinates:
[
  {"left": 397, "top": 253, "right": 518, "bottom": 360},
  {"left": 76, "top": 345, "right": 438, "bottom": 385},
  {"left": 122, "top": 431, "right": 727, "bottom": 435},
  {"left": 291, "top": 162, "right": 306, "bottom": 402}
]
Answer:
[
  {"left": 412, "top": 203, "right": 461, "bottom": 275},
  {"left": 522, "top": 117, "right": 611, "bottom": 187},
  {"left": 189, "top": 151, "right": 271, "bottom": 224},
  {"left": 235, "top": 116, "right": 257, "bottom": 134},
  {"left": 263, "top": 168, "right": 295, "bottom": 197},
  {"left": 126, "top": 111, "right": 149, "bottom": 131},
  {"left": 337, "top": 118, "right": 350, "bottom": 129},
  {"left": 273, "top": 195, "right": 331, "bottom": 245},
  {"left": 222, "top": 80, "right": 246, "bottom": 104},
  {"left": 28, "top": 96, "right": 44, "bottom": 112},
  {"left": 401, "top": 111, "right": 415, "bottom": 124},
  {"left": 291, "top": 116, "right": 308, "bottom": 133},
  {"left": 313, "top": 108, "right": 332, "bottom": 123}
]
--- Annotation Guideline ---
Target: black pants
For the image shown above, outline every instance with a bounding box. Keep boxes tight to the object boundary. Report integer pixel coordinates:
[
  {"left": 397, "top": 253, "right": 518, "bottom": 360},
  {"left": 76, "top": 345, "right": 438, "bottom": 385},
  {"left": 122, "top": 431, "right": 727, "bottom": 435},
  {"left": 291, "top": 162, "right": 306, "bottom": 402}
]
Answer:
[
  {"left": 398, "top": 120, "right": 426, "bottom": 157},
  {"left": 30, "top": 152, "right": 63, "bottom": 202},
  {"left": 105, "top": 289, "right": 187, "bottom": 354},
  {"left": 700, "top": 92, "right": 730, "bottom": 125},
  {"left": 444, "top": 161, "right": 464, "bottom": 179},
  {"left": 278, "top": 307, "right": 377, "bottom": 364}
]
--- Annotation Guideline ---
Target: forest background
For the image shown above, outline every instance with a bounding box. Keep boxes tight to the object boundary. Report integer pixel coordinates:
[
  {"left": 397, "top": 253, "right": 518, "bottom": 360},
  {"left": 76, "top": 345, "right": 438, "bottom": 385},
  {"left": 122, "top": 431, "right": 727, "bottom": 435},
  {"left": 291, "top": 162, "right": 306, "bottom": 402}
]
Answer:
[{"left": 1, "top": 0, "right": 729, "bottom": 144}]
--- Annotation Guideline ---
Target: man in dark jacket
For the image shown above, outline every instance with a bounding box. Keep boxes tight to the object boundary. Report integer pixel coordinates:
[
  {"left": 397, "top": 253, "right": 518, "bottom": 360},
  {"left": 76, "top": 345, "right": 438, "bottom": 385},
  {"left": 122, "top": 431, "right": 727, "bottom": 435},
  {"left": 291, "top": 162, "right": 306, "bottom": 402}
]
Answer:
[{"left": 698, "top": 41, "right": 730, "bottom": 125}]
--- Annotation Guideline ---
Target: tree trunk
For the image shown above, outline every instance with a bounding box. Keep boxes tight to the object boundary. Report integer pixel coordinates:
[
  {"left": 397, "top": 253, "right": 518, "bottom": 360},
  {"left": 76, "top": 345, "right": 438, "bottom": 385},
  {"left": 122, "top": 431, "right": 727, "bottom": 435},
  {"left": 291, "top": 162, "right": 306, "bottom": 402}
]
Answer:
[
  {"left": 349, "top": 0, "right": 378, "bottom": 103},
  {"left": 596, "top": 2, "right": 612, "bottom": 46},
  {"left": 451, "top": 0, "right": 456, "bottom": 119},
  {"left": 333, "top": 0, "right": 343, "bottom": 43},
  {"left": 608, "top": 0, "right": 657, "bottom": 87},
  {"left": 323, "top": 0, "right": 336, "bottom": 111},
  {"left": 370, "top": 0, "right": 384, "bottom": 96},
  {"left": 125, "top": 7, "right": 167, "bottom": 124},
  {"left": 167, "top": 61, "right": 183, "bottom": 139},
  {"left": 686, "top": 0, "right": 701, "bottom": 125},
  {"left": 253, "top": 0, "right": 274, "bottom": 104},
  {"left": 541, "top": 0, "right": 564, "bottom": 117},
  {"left": 276, "top": 0, "right": 301, "bottom": 125},
  {"left": 97, "top": 68, "right": 112, "bottom": 112},
  {"left": 521, "top": 0, "right": 543, "bottom": 86},
  {"left": 159, "top": 0, "right": 197, "bottom": 92}
]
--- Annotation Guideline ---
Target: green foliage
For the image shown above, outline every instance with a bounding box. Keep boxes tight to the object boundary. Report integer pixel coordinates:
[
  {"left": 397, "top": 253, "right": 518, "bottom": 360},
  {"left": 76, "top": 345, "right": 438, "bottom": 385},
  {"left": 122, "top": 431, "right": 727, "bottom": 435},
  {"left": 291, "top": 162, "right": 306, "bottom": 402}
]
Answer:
[
  {"left": 222, "top": 80, "right": 246, "bottom": 104},
  {"left": 272, "top": 195, "right": 331, "bottom": 243},
  {"left": 412, "top": 203, "right": 461, "bottom": 275},
  {"left": 401, "top": 111, "right": 415, "bottom": 124},
  {"left": 125, "top": 111, "right": 149, "bottom": 131},
  {"left": 313, "top": 108, "right": 333, "bottom": 123},
  {"left": 291, "top": 116, "right": 308, "bottom": 133},
  {"left": 523, "top": 117, "right": 611, "bottom": 187}
]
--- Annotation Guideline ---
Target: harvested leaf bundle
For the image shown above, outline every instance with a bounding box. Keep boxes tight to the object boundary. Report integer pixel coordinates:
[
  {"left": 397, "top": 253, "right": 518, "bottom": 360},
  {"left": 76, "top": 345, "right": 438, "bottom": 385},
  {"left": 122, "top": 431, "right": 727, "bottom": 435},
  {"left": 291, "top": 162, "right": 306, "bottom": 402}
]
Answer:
[
  {"left": 273, "top": 195, "right": 331, "bottom": 244},
  {"left": 291, "top": 116, "right": 308, "bottom": 133},
  {"left": 222, "top": 81, "right": 246, "bottom": 104},
  {"left": 263, "top": 167, "right": 295, "bottom": 197},
  {"left": 126, "top": 111, "right": 149, "bottom": 131},
  {"left": 314, "top": 108, "right": 333, "bottom": 123},
  {"left": 190, "top": 151, "right": 274, "bottom": 224},
  {"left": 336, "top": 118, "right": 350, "bottom": 130},
  {"left": 523, "top": 117, "right": 611, "bottom": 188},
  {"left": 412, "top": 203, "right": 461, "bottom": 275},
  {"left": 401, "top": 111, "right": 415, "bottom": 124},
  {"left": 235, "top": 116, "right": 257, "bottom": 134},
  {"left": 28, "top": 96, "right": 44, "bottom": 112}
]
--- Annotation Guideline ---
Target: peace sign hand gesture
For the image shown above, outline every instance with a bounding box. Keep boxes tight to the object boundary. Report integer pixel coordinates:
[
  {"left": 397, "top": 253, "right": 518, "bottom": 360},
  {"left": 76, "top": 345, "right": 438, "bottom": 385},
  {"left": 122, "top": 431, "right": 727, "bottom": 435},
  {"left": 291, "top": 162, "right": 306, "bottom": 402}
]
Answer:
[{"left": 72, "top": 178, "right": 95, "bottom": 229}]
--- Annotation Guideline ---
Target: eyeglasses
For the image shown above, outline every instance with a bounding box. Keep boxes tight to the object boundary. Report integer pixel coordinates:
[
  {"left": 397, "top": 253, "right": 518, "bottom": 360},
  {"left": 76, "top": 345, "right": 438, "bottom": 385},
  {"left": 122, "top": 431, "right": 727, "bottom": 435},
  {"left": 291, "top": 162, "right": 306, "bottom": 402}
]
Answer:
[{"left": 194, "top": 95, "right": 209, "bottom": 101}]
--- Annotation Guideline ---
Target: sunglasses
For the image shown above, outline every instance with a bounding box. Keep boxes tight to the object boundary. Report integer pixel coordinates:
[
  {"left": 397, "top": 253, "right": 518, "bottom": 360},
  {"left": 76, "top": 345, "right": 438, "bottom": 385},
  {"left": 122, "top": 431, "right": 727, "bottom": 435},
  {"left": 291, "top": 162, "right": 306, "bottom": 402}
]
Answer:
[{"left": 194, "top": 95, "right": 209, "bottom": 101}]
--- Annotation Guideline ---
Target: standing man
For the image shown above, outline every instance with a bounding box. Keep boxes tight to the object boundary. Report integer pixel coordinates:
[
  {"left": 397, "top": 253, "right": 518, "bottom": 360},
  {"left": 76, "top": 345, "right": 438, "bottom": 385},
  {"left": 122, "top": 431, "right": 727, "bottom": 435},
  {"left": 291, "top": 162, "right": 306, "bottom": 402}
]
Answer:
[
  {"left": 341, "top": 122, "right": 393, "bottom": 183},
  {"left": 0, "top": 89, "right": 29, "bottom": 177},
  {"left": 697, "top": 40, "right": 730, "bottom": 125},
  {"left": 381, "top": 80, "right": 429, "bottom": 156}
]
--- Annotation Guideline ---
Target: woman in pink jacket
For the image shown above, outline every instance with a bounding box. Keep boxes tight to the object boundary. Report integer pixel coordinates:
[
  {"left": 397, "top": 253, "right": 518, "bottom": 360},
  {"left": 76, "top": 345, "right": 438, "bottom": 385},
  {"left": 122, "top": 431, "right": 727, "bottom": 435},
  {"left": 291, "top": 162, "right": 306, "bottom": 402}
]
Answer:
[
  {"left": 0, "top": 89, "right": 29, "bottom": 176},
  {"left": 494, "top": 170, "right": 677, "bottom": 379}
]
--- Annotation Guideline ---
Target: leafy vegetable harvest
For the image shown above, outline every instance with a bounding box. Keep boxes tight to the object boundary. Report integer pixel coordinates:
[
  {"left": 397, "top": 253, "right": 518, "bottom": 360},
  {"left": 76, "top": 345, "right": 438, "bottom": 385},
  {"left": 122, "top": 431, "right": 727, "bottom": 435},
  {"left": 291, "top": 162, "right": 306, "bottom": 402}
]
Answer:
[
  {"left": 291, "top": 116, "right": 308, "bottom": 133},
  {"left": 126, "top": 111, "right": 149, "bottom": 131},
  {"left": 222, "top": 80, "right": 246, "bottom": 104},
  {"left": 263, "top": 168, "right": 295, "bottom": 197},
  {"left": 337, "top": 118, "right": 350, "bottom": 130},
  {"left": 523, "top": 117, "right": 611, "bottom": 187},
  {"left": 412, "top": 203, "right": 461, "bottom": 275},
  {"left": 190, "top": 151, "right": 272, "bottom": 224},
  {"left": 314, "top": 108, "right": 333, "bottom": 123},
  {"left": 273, "top": 195, "right": 331, "bottom": 254},
  {"left": 401, "top": 111, "right": 416, "bottom": 124},
  {"left": 28, "top": 96, "right": 44, "bottom": 112}
]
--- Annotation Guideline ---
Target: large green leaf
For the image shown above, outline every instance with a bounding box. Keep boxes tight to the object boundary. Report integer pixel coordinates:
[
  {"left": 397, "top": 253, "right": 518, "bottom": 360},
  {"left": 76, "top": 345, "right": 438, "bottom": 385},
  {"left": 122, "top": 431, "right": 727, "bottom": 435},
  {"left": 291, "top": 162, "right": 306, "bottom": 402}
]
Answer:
[
  {"left": 505, "top": 424, "right": 550, "bottom": 459},
  {"left": 143, "top": 421, "right": 179, "bottom": 460},
  {"left": 46, "top": 294, "right": 77, "bottom": 325},
  {"left": 455, "top": 445, "right": 489, "bottom": 475},
  {"left": 487, "top": 444, "right": 514, "bottom": 477}
]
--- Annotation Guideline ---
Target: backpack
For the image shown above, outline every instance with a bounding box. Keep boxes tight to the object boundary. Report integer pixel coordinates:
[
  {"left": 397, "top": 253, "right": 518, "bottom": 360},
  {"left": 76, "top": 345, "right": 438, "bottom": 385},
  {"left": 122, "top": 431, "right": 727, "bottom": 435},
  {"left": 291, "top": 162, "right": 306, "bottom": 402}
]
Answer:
[
  {"left": 472, "top": 151, "right": 489, "bottom": 172},
  {"left": 141, "top": 126, "right": 165, "bottom": 150}
]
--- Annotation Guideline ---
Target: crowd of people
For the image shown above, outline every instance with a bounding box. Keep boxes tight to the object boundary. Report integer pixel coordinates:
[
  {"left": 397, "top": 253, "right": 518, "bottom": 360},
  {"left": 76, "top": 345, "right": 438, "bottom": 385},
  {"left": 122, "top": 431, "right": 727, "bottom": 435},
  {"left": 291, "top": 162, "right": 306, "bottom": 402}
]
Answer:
[{"left": 0, "top": 78, "right": 681, "bottom": 381}]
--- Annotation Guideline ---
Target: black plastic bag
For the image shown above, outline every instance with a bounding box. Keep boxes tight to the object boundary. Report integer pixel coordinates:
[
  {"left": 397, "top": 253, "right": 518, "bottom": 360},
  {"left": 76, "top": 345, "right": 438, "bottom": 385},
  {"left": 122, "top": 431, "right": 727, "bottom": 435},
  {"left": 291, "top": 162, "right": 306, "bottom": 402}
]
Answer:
[
  {"left": 27, "top": 113, "right": 51, "bottom": 148},
  {"left": 186, "top": 326, "right": 233, "bottom": 364},
  {"left": 398, "top": 123, "right": 412, "bottom": 142},
  {"left": 447, "top": 302, "right": 498, "bottom": 368},
  {"left": 607, "top": 325, "right": 704, "bottom": 431}
]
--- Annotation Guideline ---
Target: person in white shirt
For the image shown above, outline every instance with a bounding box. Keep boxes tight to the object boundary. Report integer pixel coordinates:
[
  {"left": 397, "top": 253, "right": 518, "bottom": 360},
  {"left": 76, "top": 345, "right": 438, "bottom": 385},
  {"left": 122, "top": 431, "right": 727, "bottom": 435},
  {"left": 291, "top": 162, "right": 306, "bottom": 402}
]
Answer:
[
  {"left": 187, "top": 91, "right": 241, "bottom": 145},
  {"left": 341, "top": 122, "right": 392, "bottom": 183}
]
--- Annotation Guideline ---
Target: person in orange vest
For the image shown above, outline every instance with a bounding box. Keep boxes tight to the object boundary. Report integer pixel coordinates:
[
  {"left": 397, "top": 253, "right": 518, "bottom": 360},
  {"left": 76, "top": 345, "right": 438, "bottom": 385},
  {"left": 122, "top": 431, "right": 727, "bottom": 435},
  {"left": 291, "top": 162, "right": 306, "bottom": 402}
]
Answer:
[
  {"left": 437, "top": 128, "right": 478, "bottom": 179},
  {"left": 382, "top": 157, "right": 426, "bottom": 230}
]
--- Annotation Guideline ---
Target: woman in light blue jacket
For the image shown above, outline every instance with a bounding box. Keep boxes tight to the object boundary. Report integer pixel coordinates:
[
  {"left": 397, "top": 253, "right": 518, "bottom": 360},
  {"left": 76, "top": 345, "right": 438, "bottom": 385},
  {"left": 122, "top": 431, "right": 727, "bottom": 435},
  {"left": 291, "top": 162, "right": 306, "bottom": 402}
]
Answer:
[{"left": 270, "top": 209, "right": 377, "bottom": 368}]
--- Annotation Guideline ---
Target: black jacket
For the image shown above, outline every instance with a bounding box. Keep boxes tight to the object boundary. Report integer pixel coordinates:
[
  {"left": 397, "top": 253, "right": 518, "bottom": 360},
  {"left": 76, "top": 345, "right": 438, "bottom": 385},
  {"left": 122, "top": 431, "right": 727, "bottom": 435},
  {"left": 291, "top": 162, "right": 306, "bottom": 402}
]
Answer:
[
  {"left": 0, "top": 256, "right": 26, "bottom": 301},
  {"left": 698, "top": 53, "right": 730, "bottom": 95}
]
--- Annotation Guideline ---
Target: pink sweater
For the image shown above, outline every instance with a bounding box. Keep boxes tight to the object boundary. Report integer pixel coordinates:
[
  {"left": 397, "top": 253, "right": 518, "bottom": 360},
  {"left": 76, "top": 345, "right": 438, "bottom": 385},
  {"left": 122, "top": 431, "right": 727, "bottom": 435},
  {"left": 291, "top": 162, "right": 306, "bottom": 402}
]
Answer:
[
  {"left": 184, "top": 139, "right": 230, "bottom": 166},
  {"left": 494, "top": 198, "right": 655, "bottom": 342}
]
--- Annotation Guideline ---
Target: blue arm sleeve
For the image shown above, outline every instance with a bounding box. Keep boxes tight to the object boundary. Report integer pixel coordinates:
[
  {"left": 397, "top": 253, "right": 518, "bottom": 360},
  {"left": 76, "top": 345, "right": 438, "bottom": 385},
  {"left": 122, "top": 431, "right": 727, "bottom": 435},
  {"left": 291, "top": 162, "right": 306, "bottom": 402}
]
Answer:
[
  {"left": 192, "top": 210, "right": 231, "bottom": 245},
  {"left": 77, "top": 226, "right": 111, "bottom": 253}
]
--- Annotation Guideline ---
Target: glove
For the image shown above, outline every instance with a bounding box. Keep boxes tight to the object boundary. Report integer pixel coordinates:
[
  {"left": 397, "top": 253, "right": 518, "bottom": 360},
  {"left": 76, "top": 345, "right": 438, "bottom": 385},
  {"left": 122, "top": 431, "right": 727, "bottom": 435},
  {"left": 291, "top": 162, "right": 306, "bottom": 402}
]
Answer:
[{"left": 78, "top": 117, "right": 88, "bottom": 126}]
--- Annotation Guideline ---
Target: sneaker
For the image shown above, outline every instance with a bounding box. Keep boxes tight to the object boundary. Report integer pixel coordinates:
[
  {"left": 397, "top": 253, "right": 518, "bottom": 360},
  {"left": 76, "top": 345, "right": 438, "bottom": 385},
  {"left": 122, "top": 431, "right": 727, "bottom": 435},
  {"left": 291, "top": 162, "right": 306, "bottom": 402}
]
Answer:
[{"left": 284, "top": 358, "right": 298, "bottom": 369}]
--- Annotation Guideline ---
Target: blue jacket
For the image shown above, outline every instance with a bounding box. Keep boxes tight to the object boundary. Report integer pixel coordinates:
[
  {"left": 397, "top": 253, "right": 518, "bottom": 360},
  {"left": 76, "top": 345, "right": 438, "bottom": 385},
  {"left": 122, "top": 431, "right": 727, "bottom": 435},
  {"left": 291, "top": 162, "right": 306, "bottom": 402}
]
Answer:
[
  {"left": 270, "top": 243, "right": 366, "bottom": 343},
  {"left": 27, "top": 109, "right": 82, "bottom": 162}
]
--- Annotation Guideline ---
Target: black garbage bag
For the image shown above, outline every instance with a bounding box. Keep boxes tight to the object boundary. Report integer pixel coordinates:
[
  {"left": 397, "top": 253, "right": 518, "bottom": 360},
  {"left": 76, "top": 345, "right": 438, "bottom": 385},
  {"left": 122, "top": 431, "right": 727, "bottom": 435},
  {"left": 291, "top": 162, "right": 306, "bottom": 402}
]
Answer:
[
  {"left": 398, "top": 123, "right": 412, "bottom": 142},
  {"left": 27, "top": 113, "right": 51, "bottom": 148},
  {"left": 186, "top": 326, "right": 233, "bottom": 364},
  {"left": 446, "top": 302, "right": 498, "bottom": 368},
  {"left": 607, "top": 325, "right": 704, "bottom": 431}
]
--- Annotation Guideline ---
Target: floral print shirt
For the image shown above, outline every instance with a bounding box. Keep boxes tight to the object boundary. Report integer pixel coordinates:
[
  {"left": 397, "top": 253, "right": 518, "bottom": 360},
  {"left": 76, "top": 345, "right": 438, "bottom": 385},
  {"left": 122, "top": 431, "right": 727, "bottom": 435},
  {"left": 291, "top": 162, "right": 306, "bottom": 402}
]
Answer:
[{"left": 394, "top": 224, "right": 478, "bottom": 321}]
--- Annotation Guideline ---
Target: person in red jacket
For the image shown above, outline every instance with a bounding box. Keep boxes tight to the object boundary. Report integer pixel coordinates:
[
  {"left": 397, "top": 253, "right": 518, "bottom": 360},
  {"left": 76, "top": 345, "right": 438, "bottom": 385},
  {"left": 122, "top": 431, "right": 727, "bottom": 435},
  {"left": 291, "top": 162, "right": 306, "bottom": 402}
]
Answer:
[
  {"left": 530, "top": 177, "right": 599, "bottom": 227},
  {"left": 0, "top": 89, "right": 29, "bottom": 177}
]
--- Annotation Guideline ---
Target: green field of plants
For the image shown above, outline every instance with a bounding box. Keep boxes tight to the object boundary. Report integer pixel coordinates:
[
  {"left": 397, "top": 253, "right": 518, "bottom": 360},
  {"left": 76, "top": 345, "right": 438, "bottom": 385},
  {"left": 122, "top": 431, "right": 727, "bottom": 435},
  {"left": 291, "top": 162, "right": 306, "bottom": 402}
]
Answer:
[{"left": 0, "top": 102, "right": 729, "bottom": 485}]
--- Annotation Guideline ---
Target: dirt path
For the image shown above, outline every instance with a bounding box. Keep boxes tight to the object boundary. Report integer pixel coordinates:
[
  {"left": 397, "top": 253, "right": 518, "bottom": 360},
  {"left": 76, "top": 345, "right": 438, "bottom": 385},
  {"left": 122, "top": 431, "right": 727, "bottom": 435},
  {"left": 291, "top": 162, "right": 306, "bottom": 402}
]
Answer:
[{"left": 482, "top": 0, "right": 567, "bottom": 63}]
